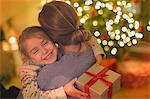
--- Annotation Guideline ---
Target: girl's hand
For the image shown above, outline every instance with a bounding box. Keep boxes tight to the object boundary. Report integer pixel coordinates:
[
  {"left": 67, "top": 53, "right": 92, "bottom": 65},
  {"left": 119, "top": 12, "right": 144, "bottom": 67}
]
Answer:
[
  {"left": 96, "top": 54, "right": 103, "bottom": 65},
  {"left": 64, "top": 78, "right": 88, "bottom": 99}
]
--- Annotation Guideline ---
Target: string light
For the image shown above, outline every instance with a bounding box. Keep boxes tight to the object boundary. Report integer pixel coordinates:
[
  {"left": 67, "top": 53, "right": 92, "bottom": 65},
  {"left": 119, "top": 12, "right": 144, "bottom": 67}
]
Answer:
[
  {"left": 102, "top": 40, "right": 107, "bottom": 45},
  {"left": 73, "top": 2, "right": 79, "bottom": 8},
  {"left": 104, "top": 46, "right": 109, "bottom": 51},
  {"left": 68, "top": 0, "right": 144, "bottom": 55},
  {"left": 93, "top": 20, "right": 98, "bottom": 26},
  {"left": 111, "top": 48, "right": 117, "bottom": 55},
  {"left": 97, "top": 38, "right": 101, "bottom": 44},
  {"left": 94, "top": 31, "right": 100, "bottom": 37},
  {"left": 132, "top": 39, "right": 137, "bottom": 45}
]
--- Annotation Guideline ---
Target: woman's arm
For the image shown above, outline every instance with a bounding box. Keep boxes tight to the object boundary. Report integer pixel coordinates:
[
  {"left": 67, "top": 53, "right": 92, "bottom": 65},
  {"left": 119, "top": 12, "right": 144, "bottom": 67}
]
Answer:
[{"left": 19, "top": 65, "right": 67, "bottom": 99}]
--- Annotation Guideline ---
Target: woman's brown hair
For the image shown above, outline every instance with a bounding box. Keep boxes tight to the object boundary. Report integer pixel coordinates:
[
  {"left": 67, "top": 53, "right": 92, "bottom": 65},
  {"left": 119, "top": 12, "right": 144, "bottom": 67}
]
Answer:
[{"left": 39, "top": 1, "right": 91, "bottom": 46}]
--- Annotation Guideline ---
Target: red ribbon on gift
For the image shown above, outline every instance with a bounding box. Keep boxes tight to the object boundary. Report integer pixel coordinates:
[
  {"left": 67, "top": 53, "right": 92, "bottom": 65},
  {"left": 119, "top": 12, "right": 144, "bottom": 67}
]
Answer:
[{"left": 84, "top": 67, "right": 112, "bottom": 99}]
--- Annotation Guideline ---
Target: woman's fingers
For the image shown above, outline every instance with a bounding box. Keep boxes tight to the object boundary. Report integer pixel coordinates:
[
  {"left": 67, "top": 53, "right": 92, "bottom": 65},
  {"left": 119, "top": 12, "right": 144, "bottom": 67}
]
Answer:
[
  {"left": 69, "top": 78, "right": 77, "bottom": 85},
  {"left": 74, "top": 87, "right": 88, "bottom": 97}
]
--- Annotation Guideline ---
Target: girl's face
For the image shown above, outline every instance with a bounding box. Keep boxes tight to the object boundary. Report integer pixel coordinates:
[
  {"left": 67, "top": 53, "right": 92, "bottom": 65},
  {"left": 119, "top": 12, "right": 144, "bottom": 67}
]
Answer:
[{"left": 24, "top": 34, "right": 58, "bottom": 65}]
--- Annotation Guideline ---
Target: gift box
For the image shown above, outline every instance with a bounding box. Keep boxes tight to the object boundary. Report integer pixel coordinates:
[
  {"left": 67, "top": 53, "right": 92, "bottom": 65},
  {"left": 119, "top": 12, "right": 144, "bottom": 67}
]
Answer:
[{"left": 76, "top": 64, "right": 121, "bottom": 99}]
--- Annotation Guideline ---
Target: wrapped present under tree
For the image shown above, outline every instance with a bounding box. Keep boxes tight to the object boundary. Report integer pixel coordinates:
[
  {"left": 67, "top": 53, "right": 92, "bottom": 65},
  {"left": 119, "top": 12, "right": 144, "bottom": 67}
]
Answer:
[{"left": 76, "top": 64, "right": 121, "bottom": 99}]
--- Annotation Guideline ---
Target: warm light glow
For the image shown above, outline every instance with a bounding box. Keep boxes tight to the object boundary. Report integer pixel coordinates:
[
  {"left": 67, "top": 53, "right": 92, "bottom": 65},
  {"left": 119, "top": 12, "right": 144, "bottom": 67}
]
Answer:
[
  {"left": 93, "top": 20, "right": 98, "bottom": 26},
  {"left": 80, "top": 18, "right": 86, "bottom": 23},
  {"left": 2, "top": 41, "right": 10, "bottom": 51},
  {"left": 94, "top": 31, "right": 100, "bottom": 37},
  {"left": 104, "top": 46, "right": 109, "bottom": 51},
  {"left": 111, "top": 48, "right": 117, "bottom": 55},
  {"left": 9, "top": 36, "right": 17, "bottom": 44},
  {"left": 97, "top": 39, "right": 101, "bottom": 44},
  {"left": 132, "top": 39, "right": 137, "bottom": 45},
  {"left": 102, "top": 40, "right": 107, "bottom": 45},
  {"left": 73, "top": 2, "right": 79, "bottom": 7}
]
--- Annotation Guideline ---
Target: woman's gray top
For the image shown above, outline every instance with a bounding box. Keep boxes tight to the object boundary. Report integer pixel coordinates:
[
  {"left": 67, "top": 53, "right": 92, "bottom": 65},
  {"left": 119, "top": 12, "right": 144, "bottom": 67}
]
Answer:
[{"left": 37, "top": 45, "right": 96, "bottom": 90}]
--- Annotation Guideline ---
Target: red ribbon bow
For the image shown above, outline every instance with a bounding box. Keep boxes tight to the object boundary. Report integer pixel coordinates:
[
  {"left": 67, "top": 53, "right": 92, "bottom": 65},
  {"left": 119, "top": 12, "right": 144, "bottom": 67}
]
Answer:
[{"left": 84, "top": 67, "right": 112, "bottom": 99}]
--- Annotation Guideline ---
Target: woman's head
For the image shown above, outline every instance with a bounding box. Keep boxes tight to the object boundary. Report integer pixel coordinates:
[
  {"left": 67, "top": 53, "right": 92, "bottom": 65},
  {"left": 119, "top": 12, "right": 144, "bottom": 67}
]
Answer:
[
  {"left": 18, "top": 26, "right": 58, "bottom": 65},
  {"left": 39, "top": 1, "right": 90, "bottom": 46}
]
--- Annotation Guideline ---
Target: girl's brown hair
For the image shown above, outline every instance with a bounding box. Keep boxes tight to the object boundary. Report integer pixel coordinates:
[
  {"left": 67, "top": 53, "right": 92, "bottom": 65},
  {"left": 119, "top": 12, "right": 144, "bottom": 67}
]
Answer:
[
  {"left": 38, "top": 1, "right": 91, "bottom": 46},
  {"left": 18, "top": 26, "right": 50, "bottom": 63}
]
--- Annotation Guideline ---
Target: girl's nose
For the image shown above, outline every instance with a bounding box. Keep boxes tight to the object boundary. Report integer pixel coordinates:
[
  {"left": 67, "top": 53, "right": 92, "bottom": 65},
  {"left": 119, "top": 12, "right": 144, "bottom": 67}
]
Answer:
[{"left": 41, "top": 47, "right": 48, "bottom": 54}]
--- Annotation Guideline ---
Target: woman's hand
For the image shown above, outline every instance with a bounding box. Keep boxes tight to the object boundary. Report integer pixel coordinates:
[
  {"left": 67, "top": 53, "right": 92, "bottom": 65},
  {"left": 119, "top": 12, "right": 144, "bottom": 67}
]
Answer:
[{"left": 64, "top": 78, "right": 88, "bottom": 99}]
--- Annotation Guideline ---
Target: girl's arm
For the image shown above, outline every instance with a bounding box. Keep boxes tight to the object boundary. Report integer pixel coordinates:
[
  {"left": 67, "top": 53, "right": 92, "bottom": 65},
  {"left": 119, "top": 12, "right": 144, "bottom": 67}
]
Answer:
[
  {"left": 19, "top": 65, "right": 67, "bottom": 99},
  {"left": 87, "top": 36, "right": 106, "bottom": 64}
]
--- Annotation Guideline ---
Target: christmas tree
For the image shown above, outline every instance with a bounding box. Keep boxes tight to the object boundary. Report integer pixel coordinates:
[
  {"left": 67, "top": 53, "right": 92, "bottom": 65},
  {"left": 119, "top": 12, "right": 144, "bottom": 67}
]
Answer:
[{"left": 65, "top": 0, "right": 143, "bottom": 57}]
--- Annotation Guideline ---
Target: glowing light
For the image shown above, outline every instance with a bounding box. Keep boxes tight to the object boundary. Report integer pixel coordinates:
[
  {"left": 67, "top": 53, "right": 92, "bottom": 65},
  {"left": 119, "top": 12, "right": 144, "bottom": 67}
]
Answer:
[
  {"left": 77, "top": 12, "right": 82, "bottom": 16},
  {"left": 108, "top": 41, "right": 114, "bottom": 46},
  {"left": 80, "top": 18, "right": 86, "bottom": 23},
  {"left": 139, "top": 33, "right": 143, "bottom": 38},
  {"left": 104, "top": 46, "right": 109, "bottom": 51},
  {"left": 77, "top": 7, "right": 83, "bottom": 12},
  {"left": 122, "top": 27, "right": 127, "bottom": 32},
  {"left": 129, "top": 24, "right": 134, "bottom": 29},
  {"left": 85, "top": 0, "right": 93, "bottom": 5},
  {"left": 135, "top": 33, "right": 143, "bottom": 38},
  {"left": 73, "top": 0, "right": 143, "bottom": 56},
  {"left": 122, "top": 1, "right": 126, "bottom": 6},
  {"left": 94, "top": 31, "right": 100, "bottom": 37},
  {"left": 125, "top": 37, "right": 130, "bottom": 42},
  {"left": 96, "top": 1, "right": 102, "bottom": 7},
  {"left": 127, "top": 3, "right": 132, "bottom": 8},
  {"left": 97, "top": 39, "right": 101, "bottom": 44},
  {"left": 130, "top": 31, "right": 136, "bottom": 36},
  {"left": 121, "top": 34, "right": 126, "bottom": 39},
  {"left": 119, "top": 41, "right": 125, "bottom": 47},
  {"left": 117, "top": 12, "right": 122, "bottom": 16},
  {"left": 73, "top": 2, "right": 79, "bottom": 7},
  {"left": 128, "top": 18, "right": 134, "bottom": 23},
  {"left": 111, "top": 48, "right": 117, "bottom": 55},
  {"left": 65, "top": 1, "right": 71, "bottom": 5},
  {"left": 117, "top": 1, "right": 121, "bottom": 6},
  {"left": 93, "top": 20, "right": 98, "bottom": 26},
  {"left": 83, "top": 6, "right": 90, "bottom": 11},
  {"left": 132, "top": 9, "right": 136, "bottom": 13},
  {"left": 98, "top": 10, "right": 103, "bottom": 15},
  {"left": 115, "top": 35, "right": 120, "bottom": 40},
  {"left": 101, "top": 3, "right": 105, "bottom": 8},
  {"left": 9, "top": 36, "right": 17, "bottom": 44},
  {"left": 116, "top": 7, "right": 121, "bottom": 12},
  {"left": 129, "top": 13, "right": 133, "bottom": 18},
  {"left": 147, "top": 26, "right": 150, "bottom": 31},
  {"left": 2, "top": 41, "right": 10, "bottom": 51},
  {"left": 127, "top": 41, "right": 132, "bottom": 46},
  {"left": 123, "top": 14, "right": 128, "bottom": 19},
  {"left": 132, "top": 39, "right": 137, "bottom": 45},
  {"left": 102, "top": 40, "right": 107, "bottom": 45},
  {"left": 106, "top": 26, "right": 113, "bottom": 31},
  {"left": 95, "top": 2, "right": 101, "bottom": 9},
  {"left": 115, "top": 30, "right": 120, "bottom": 34},
  {"left": 134, "top": 21, "right": 140, "bottom": 29},
  {"left": 106, "top": 3, "right": 113, "bottom": 10}
]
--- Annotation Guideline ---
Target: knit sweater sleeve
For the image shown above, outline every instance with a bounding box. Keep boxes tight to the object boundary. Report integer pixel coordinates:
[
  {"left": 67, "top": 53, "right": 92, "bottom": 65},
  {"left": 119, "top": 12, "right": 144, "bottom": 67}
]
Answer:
[
  {"left": 88, "top": 36, "right": 106, "bottom": 58},
  {"left": 18, "top": 65, "right": 67, "bottom": 99}
]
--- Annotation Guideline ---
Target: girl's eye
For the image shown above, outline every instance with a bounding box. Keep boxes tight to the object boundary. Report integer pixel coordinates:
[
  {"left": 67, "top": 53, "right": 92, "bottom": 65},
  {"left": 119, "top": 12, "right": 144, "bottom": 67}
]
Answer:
[
  {"left": 33, "top": 50, "right": 38, "bottom": 54},
  {"left": 43, "top": 41, "right": 48, "bottom": 45}
]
